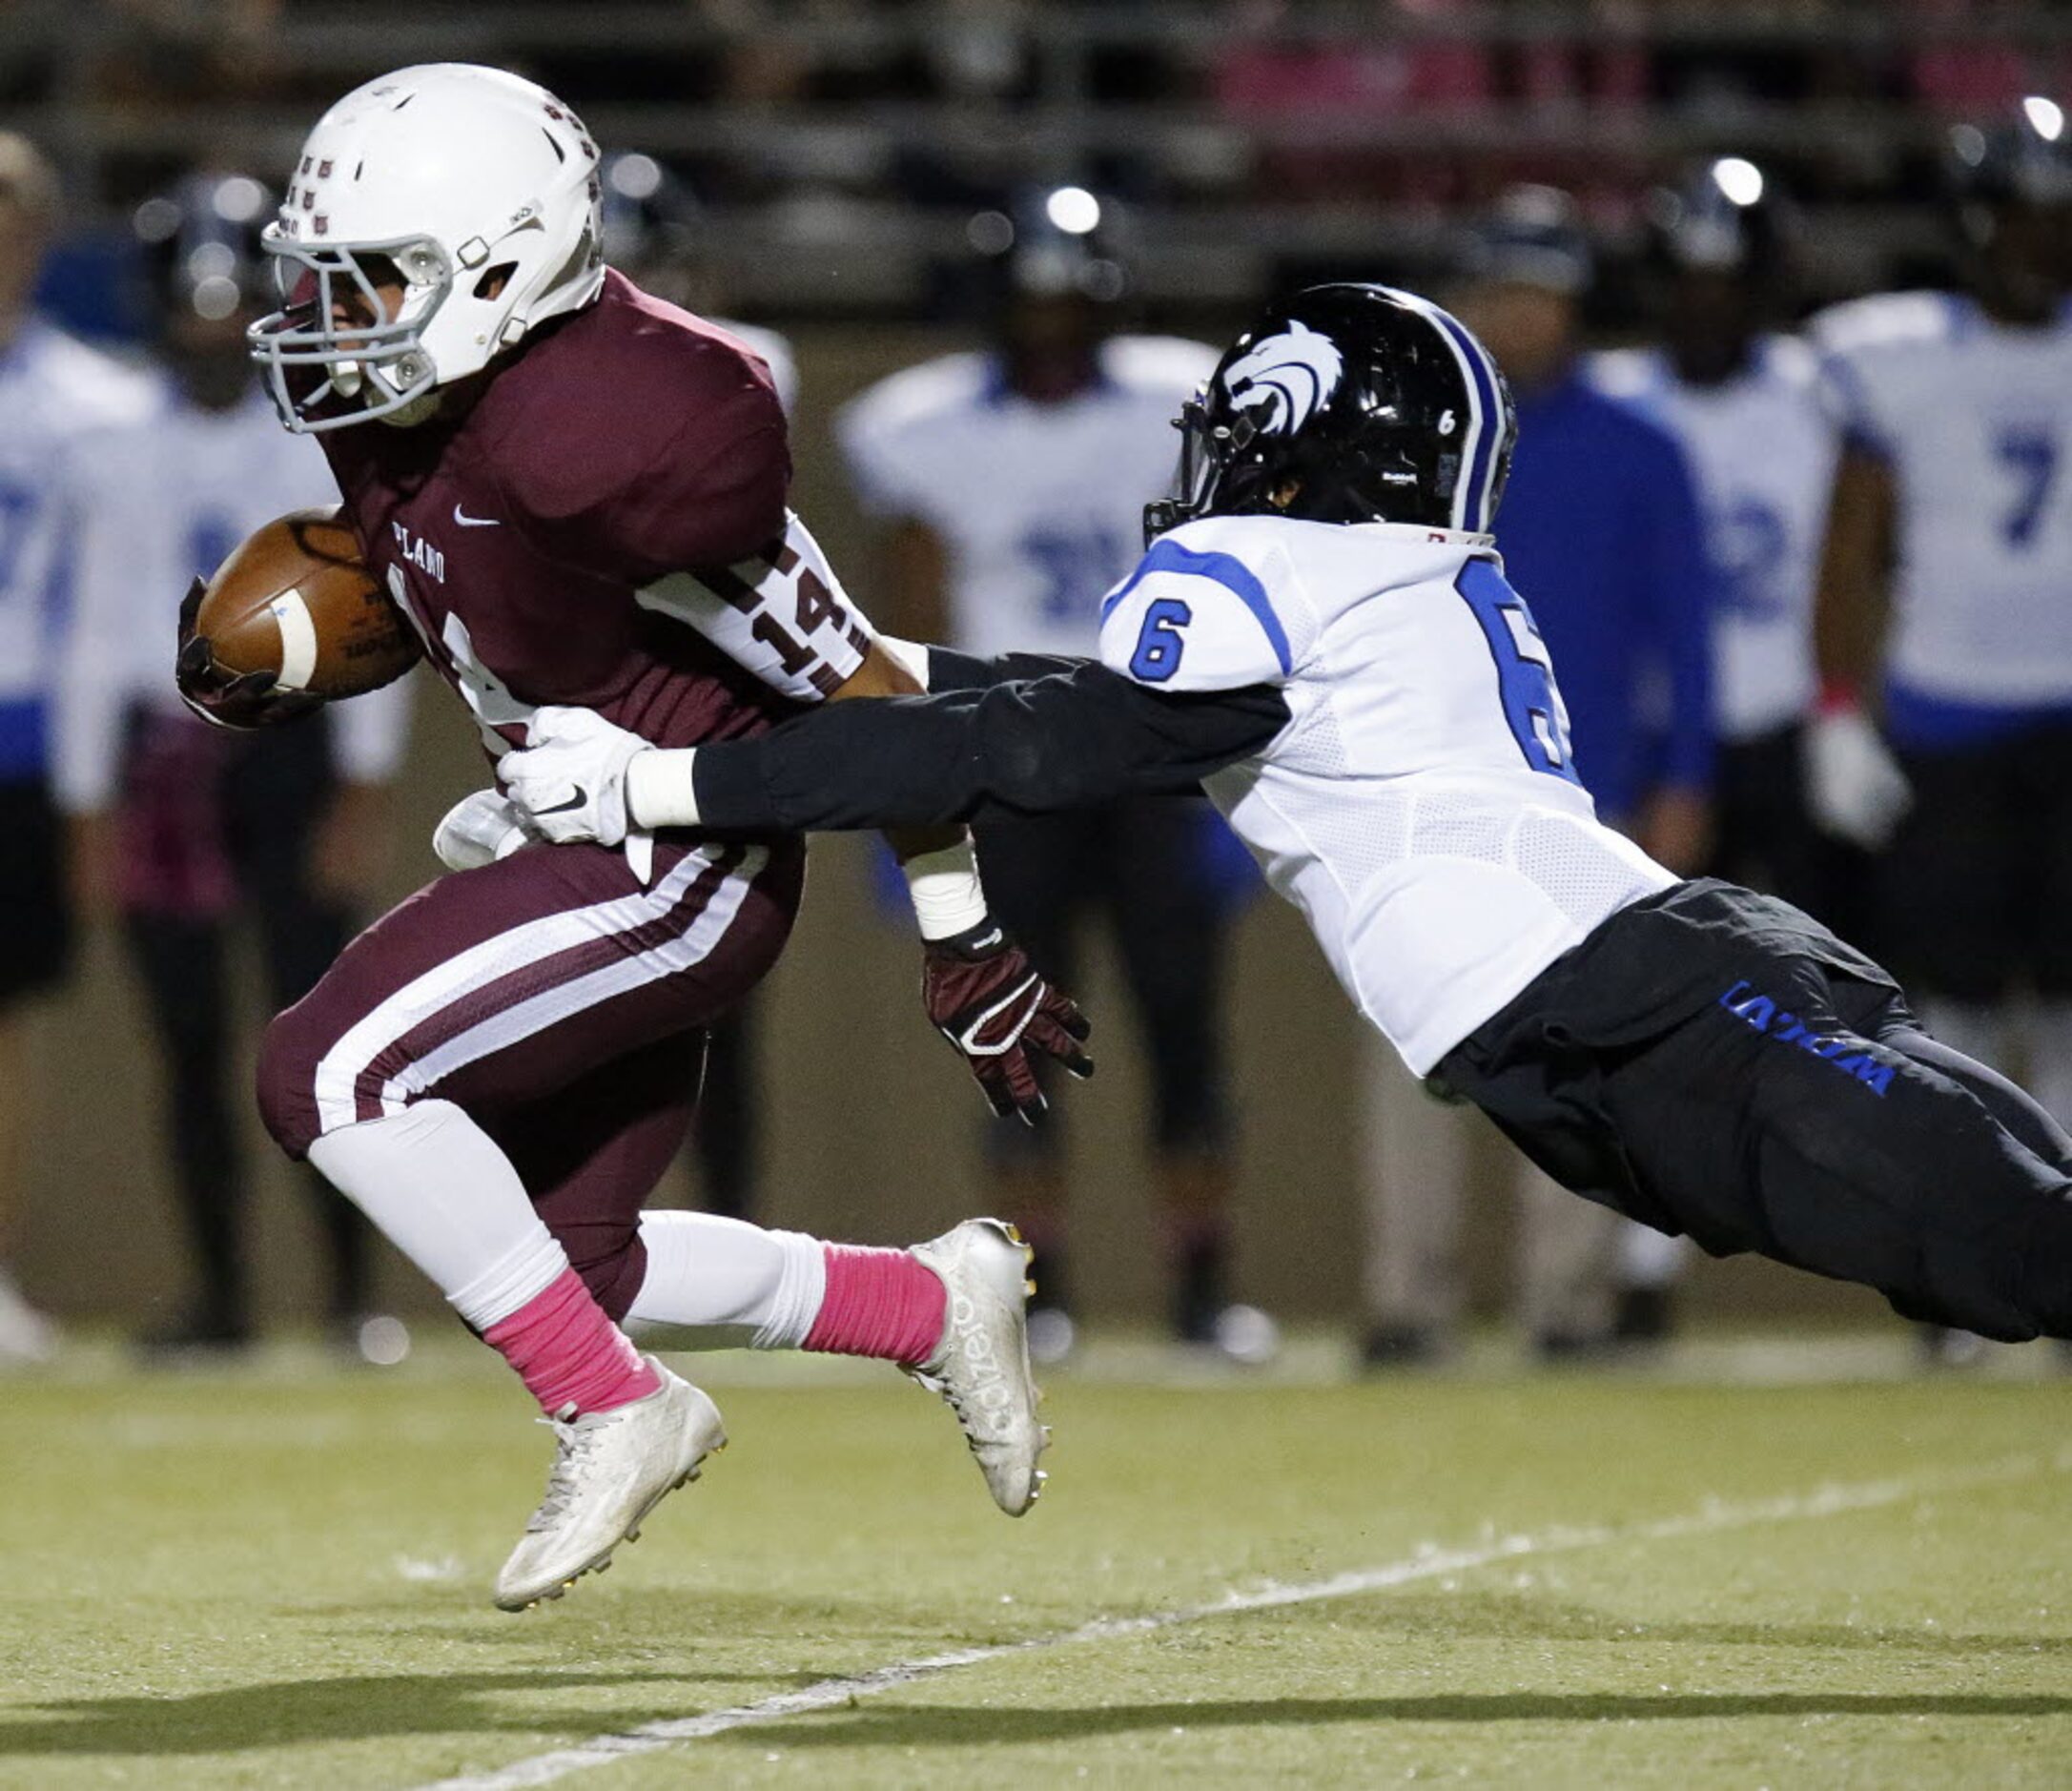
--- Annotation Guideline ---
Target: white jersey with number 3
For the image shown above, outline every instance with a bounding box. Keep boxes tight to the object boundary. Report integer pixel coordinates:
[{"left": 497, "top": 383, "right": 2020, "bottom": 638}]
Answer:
[
  {"left": 1097, "top": 514, "right": 1675, "bottom": 1073},
  {"left": 838, "top": 336, "right": 1219, "bottom": 659},
  {"left": 1590, "top": 338, "right": 1837, "bottom": 742}
]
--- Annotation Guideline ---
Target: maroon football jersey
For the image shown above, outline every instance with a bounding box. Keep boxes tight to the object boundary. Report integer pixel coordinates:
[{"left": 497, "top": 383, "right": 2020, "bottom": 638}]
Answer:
[{"left": 319, "top": 271, "right": 871, "bottom": 756}]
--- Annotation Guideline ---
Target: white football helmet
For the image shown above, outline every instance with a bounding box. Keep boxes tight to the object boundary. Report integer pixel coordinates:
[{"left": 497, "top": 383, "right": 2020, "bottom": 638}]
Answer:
[{"left": 249, "top": 63, "right": 605, "bottom": 433}]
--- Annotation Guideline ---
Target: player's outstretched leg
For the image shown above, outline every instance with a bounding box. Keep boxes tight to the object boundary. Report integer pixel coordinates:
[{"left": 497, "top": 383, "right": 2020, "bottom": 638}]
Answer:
[
  {"left": 628, "top": 1209, "right": 1050, "bottom": 1515},
  {"left": 1597, "top": 977, "right": 2072, "bottom": 1342}
]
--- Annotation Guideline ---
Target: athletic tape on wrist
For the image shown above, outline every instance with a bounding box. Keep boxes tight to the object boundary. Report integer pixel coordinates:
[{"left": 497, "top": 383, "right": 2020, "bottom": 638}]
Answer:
[
  {"left": 904, "top": 840, "right": 990, "bottom": 941},
  {"left": 625, "top": 749, "right": 701, "bottom": 830}
]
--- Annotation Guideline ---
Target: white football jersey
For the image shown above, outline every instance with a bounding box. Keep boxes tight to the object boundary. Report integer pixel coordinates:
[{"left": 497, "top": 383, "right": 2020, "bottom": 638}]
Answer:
[
  {"left": 52, "top": 380, "right": 412, "bottom": 812},
  {"left": 1811, "top": 292, "right": 2072, "bottom": 707},
  {"left": 1098, "top": 514, "right": 1676, "bottom": 1074},
  {"left": 838, "top": 335, "right": 1219, "bottom": 658},
  {"left": 1590, "top": 338, "right": 1837, "bottom": 741},
  {"left": 0, "top": 322, "right": 157, "bottom": 711}
]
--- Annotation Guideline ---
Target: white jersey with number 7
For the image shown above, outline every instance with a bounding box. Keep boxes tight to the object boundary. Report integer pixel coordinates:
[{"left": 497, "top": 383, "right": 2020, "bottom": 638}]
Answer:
[{"left": 1812, "top": 292, "right": 2072, "bottom": 709}]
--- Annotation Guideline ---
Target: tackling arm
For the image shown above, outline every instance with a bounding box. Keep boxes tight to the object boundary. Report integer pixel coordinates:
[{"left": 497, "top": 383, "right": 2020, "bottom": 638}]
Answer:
[{"left": 624, "top": 659, "right": 1289, "bottom": 836}]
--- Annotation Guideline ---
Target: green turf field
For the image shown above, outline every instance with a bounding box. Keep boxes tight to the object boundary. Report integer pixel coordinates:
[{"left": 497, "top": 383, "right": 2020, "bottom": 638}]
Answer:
[{"left": 5, "top": 1335, "right": 2072, "bottom": 1789}]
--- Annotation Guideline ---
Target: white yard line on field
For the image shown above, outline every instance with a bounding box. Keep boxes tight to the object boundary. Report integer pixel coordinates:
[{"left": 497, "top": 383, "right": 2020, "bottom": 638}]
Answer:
[{"left": 419, "top": 1449, "right": 2069, "bottom": 1791}]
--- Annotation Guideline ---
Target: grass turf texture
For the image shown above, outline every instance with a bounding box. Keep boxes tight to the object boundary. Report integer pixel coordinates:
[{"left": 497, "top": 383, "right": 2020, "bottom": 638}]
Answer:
[{"left": 4, "top": 1338, "right": 2071, "bottom": 1788}]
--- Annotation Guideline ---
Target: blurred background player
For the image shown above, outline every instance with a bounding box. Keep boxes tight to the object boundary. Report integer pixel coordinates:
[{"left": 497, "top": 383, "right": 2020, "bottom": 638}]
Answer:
[
  {"left": 837, "top": 188, "right": 1267, "bottom": 1361},
  {"left": 53, "top": 172, "right": 412, "bottom": 1358},
  {"left": 1598, "top": 157, "right": 1852, "bottom": 930},
  {"left": 1584, "top": 159, "right": 1851, "bottom": 1338},
  {"left": 1810, "top": 101, "right": 2072, "bottom": 1362},
  {"left": 0, "top": 133, "right": 156, "bottom": 1364},
  {"left": 598, "top": 149, "right": 795, "bottom": 1225},
  {"left": 1359, "top": 186, "right": 1717, "bottom": 1363}
]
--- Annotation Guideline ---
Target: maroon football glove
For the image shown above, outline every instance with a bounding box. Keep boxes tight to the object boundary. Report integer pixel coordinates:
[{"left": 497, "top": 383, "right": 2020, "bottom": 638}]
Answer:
[
  {"left": 175, "top": 577, "right": 324, "bottom": 731},
  {"left": 923, "top": 919, "right": 1094, "bottom": 1123}
]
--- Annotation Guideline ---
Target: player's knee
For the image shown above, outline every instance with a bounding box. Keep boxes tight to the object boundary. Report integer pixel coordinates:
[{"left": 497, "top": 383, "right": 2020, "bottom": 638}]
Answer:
[
  {"left": 256, "top": 1000, "right": 329, "bottom": 1162},
  {"left": 555, "top": 1223, "right": 646, "bottom": 1324}
]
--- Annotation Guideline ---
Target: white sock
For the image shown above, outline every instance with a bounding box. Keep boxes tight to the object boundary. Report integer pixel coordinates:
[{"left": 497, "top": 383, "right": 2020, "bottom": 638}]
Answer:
[
  {"left": 626, "top": 1210, "right": 827, "bottom": 1350},
  {"left": 1617, "top": 1222, "right": 1685, "bottom": 1288},
  {"left": 1919, "top": 999, "right": 2013, "bottom": 1075},
  {"left": 307, "top": 1100, "right": 568, "bottom": 1328},
  {"left": 2029, "top": 1001, "right": 2072, "bottom": 1133}
]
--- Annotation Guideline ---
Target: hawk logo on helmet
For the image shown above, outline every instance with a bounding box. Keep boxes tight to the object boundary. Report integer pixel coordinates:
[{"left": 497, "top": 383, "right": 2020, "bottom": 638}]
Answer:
[{"left": 1222, "top": 319, "right": 1345, "bottom": 438}]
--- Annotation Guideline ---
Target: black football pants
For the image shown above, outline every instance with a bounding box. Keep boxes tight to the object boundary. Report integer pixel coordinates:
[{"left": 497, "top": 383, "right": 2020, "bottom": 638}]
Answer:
[{"left": 1590, "top": 978, "right": 2072, "bottom": 1342}]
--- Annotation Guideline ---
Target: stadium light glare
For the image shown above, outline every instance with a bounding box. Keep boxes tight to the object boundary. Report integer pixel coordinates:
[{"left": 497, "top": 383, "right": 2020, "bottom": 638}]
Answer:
[
  {"left": 132, "top": 196, "right": 179, "bottom": 243},
  {"left": 187, "top": 240, "right": 236, "bottom": 282},
  {"left": 1045, "top": 186, "right": 1101, "bottom": 236},
  {"left": 609, "top": 153, "right": 665, "bottom": 201},
  {"left": 966, "top": 209, "right": 1015, "bottom": 256},
  {"left": 192, "top": 275, "right": 241, "bottom": 321},
  {"left": 214, "top": 176, "right": 268, "bottom": 224},
  {"left": 2023, "top": 95, "right": 2065, "bottom": 143},
  {"left": 1712, "top": 157, "right": 1765, "bottom": 208}
]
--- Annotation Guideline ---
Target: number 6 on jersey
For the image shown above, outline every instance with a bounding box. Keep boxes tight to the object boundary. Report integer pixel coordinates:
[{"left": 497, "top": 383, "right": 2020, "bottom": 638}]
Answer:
[
  {"left": 1456, "top": 560, "right": 1580, "bottom": 785},
  {"left": 1129, "top": 597, "right": 1193, "bottom": 683}
]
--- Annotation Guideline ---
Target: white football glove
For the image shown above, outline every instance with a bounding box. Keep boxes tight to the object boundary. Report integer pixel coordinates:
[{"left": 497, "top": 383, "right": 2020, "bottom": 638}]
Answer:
[
  {"left": 1806, "top": 705, "right": 1913, "bottom": 850},
  {"left": 497, "top": 706, "right": 650, "bottom": 848},
  {"left": 431, "top": 789, "right": 540, "bottom": 872}
]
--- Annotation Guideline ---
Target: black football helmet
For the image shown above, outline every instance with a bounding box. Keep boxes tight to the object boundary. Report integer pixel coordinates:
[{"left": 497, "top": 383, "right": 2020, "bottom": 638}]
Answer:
[
  {"left": 969, "top": 184, "right": 1130, "bottom": 309},
  {"left": 1146, "top": 283, "right": 1516, "bottom": 546},
  {"left": 1948, "top": 99, "right": 2072, "bottom": 235},
  {"left": 133, "top": 172, "right": 275, "bottom": 321},
  {"left": 1644, "top": 156, "right": 1787, "bottom": 278},
  {"left": 1946, "top": 99, "right": 2072, "bottom": 317},
  {"left": 599, "top": 151, "right": 700, "bottom": 275},
  {"left": 1642, "top": 157, "right": 1793, "bottom": 384}
]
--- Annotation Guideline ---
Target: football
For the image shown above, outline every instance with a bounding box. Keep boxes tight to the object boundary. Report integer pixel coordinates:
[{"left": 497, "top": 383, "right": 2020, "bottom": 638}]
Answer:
[{"left": 179, "top": 506, "right": 420, "bottom": 711}]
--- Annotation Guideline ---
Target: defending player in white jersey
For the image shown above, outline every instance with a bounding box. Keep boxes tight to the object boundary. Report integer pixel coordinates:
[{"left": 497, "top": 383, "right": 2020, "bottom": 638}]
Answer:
[
  {"left": 508, "top": 281, "right": 2072, "bottom": 1353},
  {"left": 1810, "top": 104, "right": 2072, "bottom": 1155},
  {"left": 1594, "top": 157, "right": 1849, "bottom": 925},
  {"left": 0, "top": 133, "right": 159, "bottom": 1364},
  {"left": 55, "top": 173, "right": 411, "bottom": 1357},
  {"left": 838, "top": 191, "right": 1260, "bottom": 1359}
]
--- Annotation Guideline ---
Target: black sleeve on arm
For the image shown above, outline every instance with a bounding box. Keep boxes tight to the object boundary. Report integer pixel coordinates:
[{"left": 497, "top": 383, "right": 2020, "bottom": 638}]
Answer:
[
  {"left": 925, "top": 646, "right": 1093, "bottom": 691},
  {"left": 693, "top": 663, "right": 1289, "bottom": 833}
]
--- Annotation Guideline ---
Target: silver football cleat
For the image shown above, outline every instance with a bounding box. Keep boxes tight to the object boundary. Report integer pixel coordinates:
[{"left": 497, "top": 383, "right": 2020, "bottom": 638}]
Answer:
[
  {"left": 908, "top": 1219, "right": 1051, "bottom": 1516},
  {"left": 493, "top": 1359, "right": 725, "bottom": 1612}
]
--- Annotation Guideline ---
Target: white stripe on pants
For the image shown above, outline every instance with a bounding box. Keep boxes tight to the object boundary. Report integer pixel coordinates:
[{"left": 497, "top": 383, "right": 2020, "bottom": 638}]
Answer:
[{"left": 311, "top": 844, "right": 765, "bottom": 1134}]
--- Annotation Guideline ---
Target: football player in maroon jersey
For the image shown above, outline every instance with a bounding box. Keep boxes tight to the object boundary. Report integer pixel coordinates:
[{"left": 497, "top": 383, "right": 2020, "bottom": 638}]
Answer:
[{"left": 195, "top": 64, "right": 1089, "bottom": 1612}]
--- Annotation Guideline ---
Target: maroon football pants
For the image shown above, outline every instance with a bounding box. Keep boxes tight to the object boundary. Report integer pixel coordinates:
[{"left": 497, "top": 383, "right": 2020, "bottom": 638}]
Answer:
[{"left": 257, "top": 835, "right": 803, "bottom": 1317}]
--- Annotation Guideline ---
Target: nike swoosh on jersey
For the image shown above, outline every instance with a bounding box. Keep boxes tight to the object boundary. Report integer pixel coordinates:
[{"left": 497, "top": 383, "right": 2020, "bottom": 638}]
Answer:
[
  {"left": 452, "top": 505, "right": 501, "bottom": 527},
  {"left": 531, "top": 786, "right": 589, "bottom": 815}
]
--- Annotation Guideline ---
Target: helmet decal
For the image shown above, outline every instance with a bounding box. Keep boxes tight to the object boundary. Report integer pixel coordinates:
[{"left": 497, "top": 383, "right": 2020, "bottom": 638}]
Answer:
[
  {"left": 1221, "top": 319, "right": 1344, "bottom": 438},
  {"left": 1144, "top": 284, "right": 1514, "bottom": 545}
]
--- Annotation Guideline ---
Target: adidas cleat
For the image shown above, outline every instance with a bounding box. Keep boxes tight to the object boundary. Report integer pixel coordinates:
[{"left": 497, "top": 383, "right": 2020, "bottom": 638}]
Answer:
[
  {"left": 908, "top": 1219, "right": 1050, "bottom": 1516},
  {"left": 493, "top": 1360, "right": 725, "bottom": 1612}
]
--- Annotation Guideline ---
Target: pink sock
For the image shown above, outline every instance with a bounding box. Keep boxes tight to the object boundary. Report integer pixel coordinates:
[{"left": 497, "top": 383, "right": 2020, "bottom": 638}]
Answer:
[
  {"left": 482, "top": 1268, "right": 661, "bottom": 1417},
  {"left": 804, "top": 1245, "right": 947, "bottom": 1367}
]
